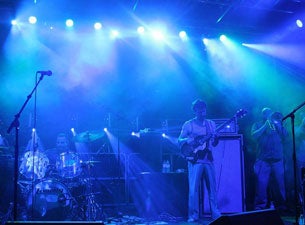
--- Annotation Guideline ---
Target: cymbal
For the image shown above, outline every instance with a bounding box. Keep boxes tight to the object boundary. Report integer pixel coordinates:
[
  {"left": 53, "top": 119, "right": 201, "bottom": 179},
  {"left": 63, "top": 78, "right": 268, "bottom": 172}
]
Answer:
[{"left": 74, "top": 131, "right": 104, "bottom": 143}]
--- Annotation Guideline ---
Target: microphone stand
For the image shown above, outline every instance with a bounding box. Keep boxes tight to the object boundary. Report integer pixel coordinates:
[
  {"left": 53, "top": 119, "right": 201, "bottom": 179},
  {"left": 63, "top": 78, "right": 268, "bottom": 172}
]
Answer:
[
  {"left": 282, "top": 101, "right": 305, "bottom": 225},
  {"left": 7, "top": 74, "right": 46, "bottom": 221}
]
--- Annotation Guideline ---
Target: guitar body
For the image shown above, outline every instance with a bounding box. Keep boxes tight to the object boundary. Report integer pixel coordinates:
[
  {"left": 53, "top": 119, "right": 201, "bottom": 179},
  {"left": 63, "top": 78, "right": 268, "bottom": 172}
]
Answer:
[
  {"left": 180, "top": 135, "right": 211, "bottom": 163},
  {"left": 181, "top": 142, "right": 198, "bottom": 163}
]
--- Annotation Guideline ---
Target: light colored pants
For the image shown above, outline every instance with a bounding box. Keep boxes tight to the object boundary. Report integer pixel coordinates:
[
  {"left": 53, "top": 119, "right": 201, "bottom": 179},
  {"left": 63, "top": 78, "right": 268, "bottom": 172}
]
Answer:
[{"left": 188, "top": 162, "right": 220, "bottom": 219}]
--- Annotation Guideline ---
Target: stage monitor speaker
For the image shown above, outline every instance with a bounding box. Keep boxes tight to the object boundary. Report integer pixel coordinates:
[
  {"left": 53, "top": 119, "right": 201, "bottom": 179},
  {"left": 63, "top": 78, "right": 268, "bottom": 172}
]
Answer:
[{"left": 209, "top": 209, "right": 284, "bottom": 225}]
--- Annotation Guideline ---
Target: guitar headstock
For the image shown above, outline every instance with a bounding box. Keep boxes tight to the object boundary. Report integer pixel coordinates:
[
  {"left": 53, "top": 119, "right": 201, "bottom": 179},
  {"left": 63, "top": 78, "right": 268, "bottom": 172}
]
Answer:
[{"left": 235, "top": 109, "right": 247, "bottom": 119}]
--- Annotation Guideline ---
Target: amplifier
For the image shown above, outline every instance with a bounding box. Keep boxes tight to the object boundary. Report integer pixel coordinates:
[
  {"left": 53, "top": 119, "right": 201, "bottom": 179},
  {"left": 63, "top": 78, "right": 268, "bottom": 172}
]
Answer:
[
  {"left": 201, "top": 134, "right": 245, "bottom": 215},
  {"left": 213, "top": 118, "right": 239, "bottom": 134}
]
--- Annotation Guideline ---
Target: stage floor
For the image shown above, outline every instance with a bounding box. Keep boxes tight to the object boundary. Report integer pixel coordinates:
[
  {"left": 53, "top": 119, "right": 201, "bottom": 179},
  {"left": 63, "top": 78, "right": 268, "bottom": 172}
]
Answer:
[{"left": 3, "top": 216, "right": 296, "bottom": 225}]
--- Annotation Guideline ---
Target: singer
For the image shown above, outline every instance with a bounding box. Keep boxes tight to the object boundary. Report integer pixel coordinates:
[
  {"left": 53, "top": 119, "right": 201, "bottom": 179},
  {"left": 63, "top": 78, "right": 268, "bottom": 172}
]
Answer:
[{"left": 251, "top": 107, "right": 288, "bottom": 213}]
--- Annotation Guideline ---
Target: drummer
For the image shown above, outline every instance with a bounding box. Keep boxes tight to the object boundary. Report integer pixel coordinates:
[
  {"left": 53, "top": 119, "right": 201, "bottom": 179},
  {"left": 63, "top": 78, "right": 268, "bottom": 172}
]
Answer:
[{"left": 45, "top": 133, "right": 76, "bottom": 167}]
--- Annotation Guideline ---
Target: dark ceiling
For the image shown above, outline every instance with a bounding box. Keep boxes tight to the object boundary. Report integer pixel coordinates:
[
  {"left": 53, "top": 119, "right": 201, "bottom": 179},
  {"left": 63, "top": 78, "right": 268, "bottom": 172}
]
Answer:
[
  {"left": 1, "top": 0, "right": 305, "bottom": 38},
  {"left": 132, "top": 0, "right": 305, "bottom": 35}
]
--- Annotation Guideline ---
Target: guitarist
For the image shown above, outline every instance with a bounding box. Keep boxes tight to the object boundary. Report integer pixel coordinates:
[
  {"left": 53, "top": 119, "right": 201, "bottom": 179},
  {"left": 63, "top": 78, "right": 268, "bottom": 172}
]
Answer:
[{"left": 178, "top": 99, "right": 221, "bottom": 222}]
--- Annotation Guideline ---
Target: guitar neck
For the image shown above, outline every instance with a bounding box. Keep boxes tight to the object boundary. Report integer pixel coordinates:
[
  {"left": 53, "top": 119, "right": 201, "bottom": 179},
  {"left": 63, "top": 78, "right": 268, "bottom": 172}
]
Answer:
[{"left": 215, "top": 117, "right": 236, "bottom": 134}]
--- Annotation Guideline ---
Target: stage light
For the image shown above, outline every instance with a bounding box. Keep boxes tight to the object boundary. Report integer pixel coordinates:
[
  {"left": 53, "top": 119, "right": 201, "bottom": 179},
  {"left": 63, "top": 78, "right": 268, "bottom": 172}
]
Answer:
[
  {"left": 28, "top": 16, "right": 37, "bottom": 24},
  {"left": 70, "top": 128, "right": 76, "bottom": 136},
  {"left": 152, "top": 30, "right": 165, "bottom": 41},
  {"left": 94, "top": 22, "right": 102, "bottom": 30},
  {"left": 137, "top": 26, "right": 145, "bottom": 34},
  {"left": 110, "top": 29, "right": 119, "bottom": 39},
  {"left": 202, "top": 38, "right": 209, "bottom": 45},
  {"left": 219, "top": 34, "right": 227, "bottom": 42},
  {"left": 179, "top": 30, "right": 187, "bottom": 41},
  {"left": 296, "top": 19, "right": 303, "bottom": 28},
  {"left": 131, "top": 131, "right": 140, "bottom": 138},
  {"left": 66, "top": 19, "right": 74, "bottom": 27},
  {"left": 11, "top": 20, "right": 17, "bottom": 25},
  {"left": 162, "top": 133, "right": 166, "bottom": 138},
  {"left": 103, "top": 127, "right": 108, "bottom": 132}
]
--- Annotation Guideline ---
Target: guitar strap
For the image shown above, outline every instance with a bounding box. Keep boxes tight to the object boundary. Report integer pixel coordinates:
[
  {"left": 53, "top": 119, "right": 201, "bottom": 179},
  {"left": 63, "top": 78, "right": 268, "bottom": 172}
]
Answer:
[
  {"left": 205, "top": 120, "right": 212, "bottom": 148},
  {"left": 190, "top": 119, "right": 214, "bottom": 162},
  {"left": 205, "top": 120, "right": 214, "bottom": 162}
]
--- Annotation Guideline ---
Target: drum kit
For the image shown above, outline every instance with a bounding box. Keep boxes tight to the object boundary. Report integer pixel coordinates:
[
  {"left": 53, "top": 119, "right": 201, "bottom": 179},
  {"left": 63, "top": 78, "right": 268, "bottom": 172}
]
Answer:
[{"left": 17, "top": 131, "right": 105, "bottom": 221}]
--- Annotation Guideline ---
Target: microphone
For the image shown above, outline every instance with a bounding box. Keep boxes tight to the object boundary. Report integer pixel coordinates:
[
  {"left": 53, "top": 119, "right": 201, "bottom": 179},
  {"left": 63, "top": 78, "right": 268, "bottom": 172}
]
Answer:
[{"left": 36, "top": 70, "right": 52, "bottom": 76}]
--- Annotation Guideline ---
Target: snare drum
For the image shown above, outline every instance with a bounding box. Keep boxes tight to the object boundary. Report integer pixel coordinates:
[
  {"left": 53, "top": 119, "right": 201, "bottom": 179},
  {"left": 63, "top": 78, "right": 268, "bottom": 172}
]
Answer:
[
  {"left": 57, "top": 152, "right": 81, "bottom": 179},
  {"left": 27, "top": 178, "right": 72, "bottom": 220},
  {"left": 19, "top": 151, "right": 49, "bottom": 180}
]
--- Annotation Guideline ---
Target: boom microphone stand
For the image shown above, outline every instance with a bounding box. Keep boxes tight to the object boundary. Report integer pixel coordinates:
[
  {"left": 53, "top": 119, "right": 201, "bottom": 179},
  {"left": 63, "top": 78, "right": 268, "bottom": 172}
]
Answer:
[
  {"left": 7, "top": 72, "right": 50, "bottom": 221},
  {"left": 282, "top": 101, "right": 305, "bottom": 225}
]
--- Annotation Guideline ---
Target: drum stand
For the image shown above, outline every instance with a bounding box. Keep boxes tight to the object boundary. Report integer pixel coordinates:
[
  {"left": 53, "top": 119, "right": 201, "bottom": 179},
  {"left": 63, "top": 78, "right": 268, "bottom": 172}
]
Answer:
[
  {"left": 79, "top": 161, "right": 103, "bottom": 221},
  {"left": 82, "top": 192, "right": 102, "bottom": 221}
]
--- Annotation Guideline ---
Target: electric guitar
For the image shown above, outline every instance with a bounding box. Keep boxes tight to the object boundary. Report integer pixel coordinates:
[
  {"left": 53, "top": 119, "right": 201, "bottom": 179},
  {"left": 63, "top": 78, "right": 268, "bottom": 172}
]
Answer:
[{"left": 180, "top": 109, "right": 247, "bottom": 163}]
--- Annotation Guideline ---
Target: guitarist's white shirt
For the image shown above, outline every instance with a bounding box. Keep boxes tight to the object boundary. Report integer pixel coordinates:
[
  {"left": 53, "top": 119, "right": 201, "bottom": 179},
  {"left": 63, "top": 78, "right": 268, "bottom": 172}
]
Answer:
[{"left": 179, "top": 118, "right": 217, "bottom": 163}]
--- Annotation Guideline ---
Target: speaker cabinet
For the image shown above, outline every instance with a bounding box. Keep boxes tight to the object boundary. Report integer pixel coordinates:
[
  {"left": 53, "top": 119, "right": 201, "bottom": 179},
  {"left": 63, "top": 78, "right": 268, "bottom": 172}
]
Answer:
[
  {"left": 209, "top": 209, "right": 284, "bottom": 225},
  {"left": 201, "top": 135, "right": 245, "bottom": 215}
]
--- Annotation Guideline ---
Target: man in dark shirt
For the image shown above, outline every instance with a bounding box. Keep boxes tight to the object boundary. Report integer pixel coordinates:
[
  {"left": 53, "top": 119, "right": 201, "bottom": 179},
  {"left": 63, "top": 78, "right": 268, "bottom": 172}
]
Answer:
[{"left": 251, "top": 107, "right": 288, "bottom": 211}]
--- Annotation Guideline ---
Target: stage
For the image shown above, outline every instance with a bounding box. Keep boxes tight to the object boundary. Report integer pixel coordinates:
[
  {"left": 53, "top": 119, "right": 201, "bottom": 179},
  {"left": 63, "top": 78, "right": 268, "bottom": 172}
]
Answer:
[{"left": 2, "top": 208, "right": 297, "bottom": 225}]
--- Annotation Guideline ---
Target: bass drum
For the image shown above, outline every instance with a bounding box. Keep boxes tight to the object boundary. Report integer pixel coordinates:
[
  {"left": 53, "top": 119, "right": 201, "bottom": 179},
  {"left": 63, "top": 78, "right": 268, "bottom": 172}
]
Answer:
[{"left": 27, "top": 179, "right": 72, "bottom": 220}]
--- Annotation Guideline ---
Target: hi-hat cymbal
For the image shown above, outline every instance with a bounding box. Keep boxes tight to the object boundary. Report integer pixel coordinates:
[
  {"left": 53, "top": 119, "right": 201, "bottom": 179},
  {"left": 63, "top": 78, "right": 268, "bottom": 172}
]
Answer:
[{"left": 74, "top": 131, "right": 104, "bottom": 143}]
